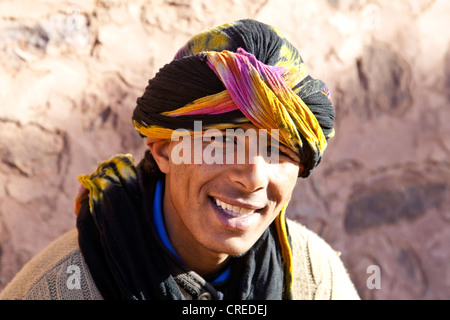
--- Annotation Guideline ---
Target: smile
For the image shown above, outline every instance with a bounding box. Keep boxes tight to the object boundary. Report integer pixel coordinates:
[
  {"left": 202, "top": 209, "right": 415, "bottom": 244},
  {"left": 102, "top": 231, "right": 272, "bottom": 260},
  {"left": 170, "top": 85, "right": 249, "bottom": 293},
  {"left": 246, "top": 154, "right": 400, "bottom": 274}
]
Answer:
[{"left": 212, "top": 197, "right": 257, "bottom": 218}]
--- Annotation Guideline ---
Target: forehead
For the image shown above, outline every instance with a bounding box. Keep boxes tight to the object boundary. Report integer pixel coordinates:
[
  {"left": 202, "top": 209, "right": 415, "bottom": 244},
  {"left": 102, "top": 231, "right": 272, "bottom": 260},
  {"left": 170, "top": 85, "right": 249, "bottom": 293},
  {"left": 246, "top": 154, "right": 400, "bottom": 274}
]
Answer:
[{"left": 201, "top": 123, "right": 273, "bottom": 138}]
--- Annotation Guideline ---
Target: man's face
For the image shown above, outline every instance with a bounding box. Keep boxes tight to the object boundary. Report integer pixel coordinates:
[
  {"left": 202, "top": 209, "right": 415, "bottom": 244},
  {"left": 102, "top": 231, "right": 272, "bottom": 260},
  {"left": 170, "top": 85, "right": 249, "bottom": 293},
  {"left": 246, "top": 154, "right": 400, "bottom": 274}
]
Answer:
[{"left": 159, "top": 123, "right": 301, "bottom": 259}]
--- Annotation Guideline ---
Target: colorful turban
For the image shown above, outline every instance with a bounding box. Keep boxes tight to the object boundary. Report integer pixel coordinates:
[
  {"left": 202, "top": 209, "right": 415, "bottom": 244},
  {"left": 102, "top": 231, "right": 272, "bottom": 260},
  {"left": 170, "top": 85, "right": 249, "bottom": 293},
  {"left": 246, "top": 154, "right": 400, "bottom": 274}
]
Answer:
[{"left": 132, "top": 19, "right": 335, "bottom": 178}]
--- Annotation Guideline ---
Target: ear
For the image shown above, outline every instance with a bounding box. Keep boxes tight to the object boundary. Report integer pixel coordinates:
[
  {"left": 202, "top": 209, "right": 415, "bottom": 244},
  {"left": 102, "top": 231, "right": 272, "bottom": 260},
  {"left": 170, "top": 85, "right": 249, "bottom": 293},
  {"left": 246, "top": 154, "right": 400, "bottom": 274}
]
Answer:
[
  {"left": 298, "top": 164, "right": 305, "bottom": 177},
  {"left": 146, "top": 137, "right": 171, "bottom": 174}
]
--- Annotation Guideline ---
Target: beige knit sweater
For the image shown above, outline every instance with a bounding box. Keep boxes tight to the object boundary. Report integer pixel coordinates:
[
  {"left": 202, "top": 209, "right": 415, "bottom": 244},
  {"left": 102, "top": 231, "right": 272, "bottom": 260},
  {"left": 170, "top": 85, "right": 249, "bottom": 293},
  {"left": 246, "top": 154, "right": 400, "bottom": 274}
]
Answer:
[{"left": 0, "top": 219, "right": 360, "bottom": 300}]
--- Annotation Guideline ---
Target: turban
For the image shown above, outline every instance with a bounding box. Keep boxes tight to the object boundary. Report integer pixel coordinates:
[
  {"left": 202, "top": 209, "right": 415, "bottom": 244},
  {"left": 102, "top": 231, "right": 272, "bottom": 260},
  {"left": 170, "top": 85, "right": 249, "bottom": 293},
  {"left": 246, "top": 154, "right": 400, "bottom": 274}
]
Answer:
[{"left": 132, "top": 19, "right": 335, "bottom": 178}]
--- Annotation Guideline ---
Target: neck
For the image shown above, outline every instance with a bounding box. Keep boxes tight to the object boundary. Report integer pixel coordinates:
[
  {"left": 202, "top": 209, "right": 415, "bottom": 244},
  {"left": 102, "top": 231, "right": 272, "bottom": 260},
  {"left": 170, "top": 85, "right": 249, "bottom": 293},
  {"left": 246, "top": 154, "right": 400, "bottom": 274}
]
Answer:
[{"left": 170, "top": 232, "right": 231, "bottom": 276}]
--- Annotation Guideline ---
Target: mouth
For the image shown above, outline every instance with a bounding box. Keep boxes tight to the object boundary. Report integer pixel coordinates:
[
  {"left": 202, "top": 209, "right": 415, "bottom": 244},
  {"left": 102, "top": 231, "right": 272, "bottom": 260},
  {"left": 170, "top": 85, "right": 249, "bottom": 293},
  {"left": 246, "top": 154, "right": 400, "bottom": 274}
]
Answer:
[
  {"left": 210, "top": 196, "right": 263, "bottom": 231},
  {"left": 213, "top": 198, "right": 256, "bottom": 218}
]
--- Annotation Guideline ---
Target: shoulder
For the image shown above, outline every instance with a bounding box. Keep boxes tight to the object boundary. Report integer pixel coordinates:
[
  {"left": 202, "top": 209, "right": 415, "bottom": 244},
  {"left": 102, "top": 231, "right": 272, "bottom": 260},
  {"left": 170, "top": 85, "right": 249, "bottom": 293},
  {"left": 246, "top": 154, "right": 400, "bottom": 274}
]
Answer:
[
  {"left": 0, "top": 229, "right": 102, "bottom": 300},
  {"left": 287, "top": 219, "right": 360, "bottom": 300}
]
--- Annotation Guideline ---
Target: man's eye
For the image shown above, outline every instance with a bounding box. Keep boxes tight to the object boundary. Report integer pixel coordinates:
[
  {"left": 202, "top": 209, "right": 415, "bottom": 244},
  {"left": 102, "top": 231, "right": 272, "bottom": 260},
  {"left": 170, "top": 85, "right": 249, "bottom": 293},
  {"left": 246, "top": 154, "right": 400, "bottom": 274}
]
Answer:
[
  {"left": 266, "top": 145, "right": 278, "bottom": 156},
  {"left": 266, "top": 144, "right": 294, "bottom": 160},
  {"left": 205, "top": 135, "right": 223, "bottom": 143},
  {"left": 223, "top": 136, "right": 237, "bottom": 145}
]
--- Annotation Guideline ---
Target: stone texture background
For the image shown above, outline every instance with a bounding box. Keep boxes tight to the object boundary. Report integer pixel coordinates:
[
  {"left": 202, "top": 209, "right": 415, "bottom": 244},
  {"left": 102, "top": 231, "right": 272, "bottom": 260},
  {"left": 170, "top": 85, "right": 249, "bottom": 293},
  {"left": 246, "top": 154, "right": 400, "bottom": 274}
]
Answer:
[{"left": 0, "top": 0, "right": 449, "bottom": 299}]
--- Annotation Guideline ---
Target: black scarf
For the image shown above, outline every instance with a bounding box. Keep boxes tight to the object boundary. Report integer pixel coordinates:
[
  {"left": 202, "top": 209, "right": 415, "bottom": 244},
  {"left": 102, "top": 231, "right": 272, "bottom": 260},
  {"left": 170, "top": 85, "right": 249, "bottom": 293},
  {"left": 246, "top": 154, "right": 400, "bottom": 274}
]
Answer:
[{"left": 76, "top": 154, "right": 287, "bottom": 300}]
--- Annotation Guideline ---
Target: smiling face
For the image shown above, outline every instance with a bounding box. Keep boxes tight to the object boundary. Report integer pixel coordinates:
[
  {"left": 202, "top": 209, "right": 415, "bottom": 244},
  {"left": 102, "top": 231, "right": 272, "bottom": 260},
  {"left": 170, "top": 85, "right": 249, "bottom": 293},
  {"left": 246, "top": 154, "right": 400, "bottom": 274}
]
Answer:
[{"left": 148, "top": 123, "right": 301, "bottom": 274}]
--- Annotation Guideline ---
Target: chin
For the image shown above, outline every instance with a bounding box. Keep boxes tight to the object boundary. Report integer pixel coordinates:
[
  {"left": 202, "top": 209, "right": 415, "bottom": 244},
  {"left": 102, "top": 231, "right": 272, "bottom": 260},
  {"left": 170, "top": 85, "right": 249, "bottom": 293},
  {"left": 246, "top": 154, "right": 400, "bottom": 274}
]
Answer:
[{"left": 205, "top": 235, "right": 259, "bottom": 257}]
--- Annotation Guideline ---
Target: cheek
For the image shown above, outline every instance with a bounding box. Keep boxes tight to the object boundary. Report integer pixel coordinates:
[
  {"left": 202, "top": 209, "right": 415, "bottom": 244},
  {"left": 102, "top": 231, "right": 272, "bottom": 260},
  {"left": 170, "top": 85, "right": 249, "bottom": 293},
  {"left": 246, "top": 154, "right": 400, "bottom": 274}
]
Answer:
[
  {"left": 265, "top": 165, "right": 298, "bottom": 215},
  {"left": 166, "top": 162, "right": 211, "bottom": 212},
  {"left": 272, "top": 163, "right": 299, "bottom": 194}
]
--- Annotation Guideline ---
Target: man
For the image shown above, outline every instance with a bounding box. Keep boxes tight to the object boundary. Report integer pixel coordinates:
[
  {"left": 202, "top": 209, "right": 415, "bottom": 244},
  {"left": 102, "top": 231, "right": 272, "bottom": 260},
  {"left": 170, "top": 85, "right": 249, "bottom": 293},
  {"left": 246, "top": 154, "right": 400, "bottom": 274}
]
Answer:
[{"left": 0, "top": 19, "right": 359, "bottom": 300}]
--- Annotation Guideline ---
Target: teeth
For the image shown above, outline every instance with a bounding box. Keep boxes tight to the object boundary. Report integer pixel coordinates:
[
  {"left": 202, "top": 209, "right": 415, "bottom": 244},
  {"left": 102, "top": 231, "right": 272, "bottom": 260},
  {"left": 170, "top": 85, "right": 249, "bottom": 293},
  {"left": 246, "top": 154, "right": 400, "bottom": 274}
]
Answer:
[
  {"left": 239, "top": 207, "right": 254, "bottom": 215},
  {"left": 214, "top": 198, "right": 255, "bottom": 217}
]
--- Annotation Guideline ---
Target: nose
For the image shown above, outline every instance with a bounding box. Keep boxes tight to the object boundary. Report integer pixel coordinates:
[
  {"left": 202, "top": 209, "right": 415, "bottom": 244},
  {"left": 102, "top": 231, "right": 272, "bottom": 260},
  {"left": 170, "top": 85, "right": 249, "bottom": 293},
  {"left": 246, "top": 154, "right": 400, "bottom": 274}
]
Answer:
[{"left": 230, "top": 154, "right": 270, "bottom": 192}]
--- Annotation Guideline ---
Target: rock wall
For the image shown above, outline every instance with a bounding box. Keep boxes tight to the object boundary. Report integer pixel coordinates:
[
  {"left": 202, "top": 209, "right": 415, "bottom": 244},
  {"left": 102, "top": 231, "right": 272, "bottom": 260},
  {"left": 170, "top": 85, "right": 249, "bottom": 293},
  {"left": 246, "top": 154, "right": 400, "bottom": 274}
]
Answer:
[{"left": 0, "top": 0, "right": 449, "bottom": 299}]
